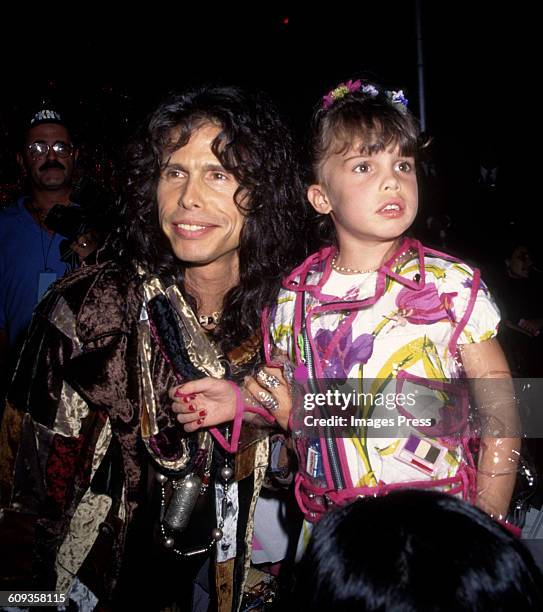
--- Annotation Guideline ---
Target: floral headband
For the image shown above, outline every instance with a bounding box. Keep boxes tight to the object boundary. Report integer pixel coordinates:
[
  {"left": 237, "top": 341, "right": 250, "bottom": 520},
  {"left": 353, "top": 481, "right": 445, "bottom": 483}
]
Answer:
[{"left": 322, "top": 79, "right": 409, "bottom": 113}]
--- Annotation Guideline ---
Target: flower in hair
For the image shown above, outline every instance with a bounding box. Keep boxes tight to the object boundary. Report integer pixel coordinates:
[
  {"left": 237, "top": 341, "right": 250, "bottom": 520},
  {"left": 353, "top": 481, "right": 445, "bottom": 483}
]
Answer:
[
  {"left": 387, "top": 89, "right": 409, "bottom": 111},
  {"left": 361, "top": 84, "right": 379, "bottom": 97},
  {"left": 322, "top": 79, "right": 362, "bottom": 109},
  {"left": 322, "top": 80, "right": 407, "bottom": 111}
]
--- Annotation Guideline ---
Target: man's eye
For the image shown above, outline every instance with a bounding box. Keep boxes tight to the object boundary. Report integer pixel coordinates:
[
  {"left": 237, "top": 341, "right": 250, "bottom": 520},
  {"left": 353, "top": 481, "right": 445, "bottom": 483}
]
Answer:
[
  {"left": 164, "top": 169, "right": 183, "bottom": 179},
  {"left": 212, "top": 172, "right": 227, "bottom": 180},
  {"left": 354, "top": 163, "right": 370, "bottom": 173}
]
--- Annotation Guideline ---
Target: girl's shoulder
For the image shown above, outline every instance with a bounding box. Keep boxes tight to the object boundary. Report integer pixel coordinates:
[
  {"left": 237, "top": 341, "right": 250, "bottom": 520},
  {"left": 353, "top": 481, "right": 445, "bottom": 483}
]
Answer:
[{"left": 418, "top": 243, "right": 483, "bottom": 293}]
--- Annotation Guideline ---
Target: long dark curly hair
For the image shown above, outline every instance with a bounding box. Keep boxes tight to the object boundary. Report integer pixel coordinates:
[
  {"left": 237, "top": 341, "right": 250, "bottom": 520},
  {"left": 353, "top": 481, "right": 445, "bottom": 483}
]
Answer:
[{"left": 118, "top": 85, "right": 310, "bottom": 354}]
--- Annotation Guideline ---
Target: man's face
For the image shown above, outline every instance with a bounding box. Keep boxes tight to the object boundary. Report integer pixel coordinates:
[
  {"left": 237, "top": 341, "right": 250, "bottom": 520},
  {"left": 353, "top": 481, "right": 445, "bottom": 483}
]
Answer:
[
  {"left": 18, "top": 123, "right": 76, "bottom": 191},
  {"left": 508, "top": 246, "right": 532, "bottom": 279},
  {"left": 157, "top": 122, "right": 245, "bottom": 272}
]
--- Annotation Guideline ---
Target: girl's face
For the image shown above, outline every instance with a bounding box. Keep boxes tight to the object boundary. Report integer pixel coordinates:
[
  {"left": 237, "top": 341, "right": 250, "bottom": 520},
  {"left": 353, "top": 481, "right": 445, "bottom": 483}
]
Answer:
[{"left": 308, "top": 141, "right": 418, "bottom": 247}]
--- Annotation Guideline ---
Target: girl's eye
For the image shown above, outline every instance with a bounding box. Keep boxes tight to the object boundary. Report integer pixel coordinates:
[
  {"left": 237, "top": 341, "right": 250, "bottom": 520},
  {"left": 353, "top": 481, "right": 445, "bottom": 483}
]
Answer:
[
  {"left": 354, "top": 162, "right": 370, "bottom": 173},
  {"left": 397, "top": 161, "right": 413, "bottom": 172}
]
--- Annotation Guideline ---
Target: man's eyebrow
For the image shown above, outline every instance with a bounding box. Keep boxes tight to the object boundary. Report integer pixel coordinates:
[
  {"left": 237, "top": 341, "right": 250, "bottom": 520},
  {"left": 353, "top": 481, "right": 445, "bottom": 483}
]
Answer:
[
  {"left": 161, "top": 161, "right": 184, "bottom": 170},
  {"left": 160, "top": 162, "right": 229, "bottom": 172},
  {"left": 203, "top": 162, "right": 228, "bottom": 172}
]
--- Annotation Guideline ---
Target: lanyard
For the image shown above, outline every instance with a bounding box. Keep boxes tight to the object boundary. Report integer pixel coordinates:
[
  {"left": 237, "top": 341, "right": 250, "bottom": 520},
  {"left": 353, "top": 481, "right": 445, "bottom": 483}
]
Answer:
[{"left": 39, "top": 226, "right": 56, "bottom": 272}]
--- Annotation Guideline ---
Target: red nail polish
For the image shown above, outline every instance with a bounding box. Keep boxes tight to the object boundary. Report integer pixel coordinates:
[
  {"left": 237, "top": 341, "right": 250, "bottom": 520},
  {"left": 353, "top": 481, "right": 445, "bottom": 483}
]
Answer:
[
  {"left": 189, "top": 405, "right": 195, "bottom": 412},
  {"left": 190, "top": 395, "right": 197, "bottom": 400},
  {"left": 174, "top": 389, "right": 183, "bottom": 397},
  {"left": 182, "top": 397, "right": 189, "bottom": 403},
  {"left": 199, "top": 410, "right": 206, "bottom": 417},
  {"left": 197, "top": 419, "right": 203, "bottom": 425}
]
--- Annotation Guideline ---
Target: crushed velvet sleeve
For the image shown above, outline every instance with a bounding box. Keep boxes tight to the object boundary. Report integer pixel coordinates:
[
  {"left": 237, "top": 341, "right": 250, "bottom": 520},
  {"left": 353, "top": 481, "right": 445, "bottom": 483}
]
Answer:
[
  {"left": 0, "top": 289, "right": 113, "bottom": 591},
  {"left": 1, "top": 291, "right": 75, "bottom": 507}
]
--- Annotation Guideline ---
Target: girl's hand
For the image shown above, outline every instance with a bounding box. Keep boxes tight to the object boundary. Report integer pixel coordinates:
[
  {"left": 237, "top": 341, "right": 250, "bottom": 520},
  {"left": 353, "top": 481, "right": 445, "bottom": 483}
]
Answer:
[{"left": 169, "top": 378, "right": 237, "bottom": 433}]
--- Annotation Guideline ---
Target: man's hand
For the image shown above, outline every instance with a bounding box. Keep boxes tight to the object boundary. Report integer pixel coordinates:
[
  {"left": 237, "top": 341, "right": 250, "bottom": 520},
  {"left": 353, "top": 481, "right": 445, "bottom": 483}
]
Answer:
[{"left": 170, "top": 378, "right": 237, "bottom": 432}]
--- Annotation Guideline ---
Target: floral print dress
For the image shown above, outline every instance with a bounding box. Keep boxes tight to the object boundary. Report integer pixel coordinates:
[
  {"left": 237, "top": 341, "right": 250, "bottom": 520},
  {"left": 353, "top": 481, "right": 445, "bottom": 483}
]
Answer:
[{"left": 266, "top": 239, "right": 500, "bottom": 548}]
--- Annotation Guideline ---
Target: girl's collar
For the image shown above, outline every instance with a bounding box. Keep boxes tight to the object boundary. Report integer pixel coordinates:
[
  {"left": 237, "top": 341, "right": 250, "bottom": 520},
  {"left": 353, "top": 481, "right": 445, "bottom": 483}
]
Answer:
[{"left": 283, "top": 237, "right": 426, "bottom": 301}]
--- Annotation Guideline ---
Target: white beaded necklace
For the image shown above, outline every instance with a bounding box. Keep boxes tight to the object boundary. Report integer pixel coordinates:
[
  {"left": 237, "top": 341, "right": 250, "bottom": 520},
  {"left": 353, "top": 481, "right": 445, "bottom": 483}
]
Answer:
[
  {"left": 331, "top": 247, "right": 412, "bottom": 275},
  {"left": 330, "top": 254, "right": 379, "bottom": 275}
]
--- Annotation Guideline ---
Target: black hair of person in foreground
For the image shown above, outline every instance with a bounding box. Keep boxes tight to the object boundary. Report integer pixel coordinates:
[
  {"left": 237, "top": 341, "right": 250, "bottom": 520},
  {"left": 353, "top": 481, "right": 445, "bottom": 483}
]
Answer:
[{"left": 292, "top": 490, "right": 543, "bottom": 611}]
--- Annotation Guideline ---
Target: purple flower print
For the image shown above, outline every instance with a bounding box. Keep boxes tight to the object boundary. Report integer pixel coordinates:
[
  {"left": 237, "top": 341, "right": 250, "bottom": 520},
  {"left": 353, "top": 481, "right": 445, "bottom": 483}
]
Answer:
[
  {"left": 395, "top": 283, "right": 457, "bottom": 325},
  {"left": 462, "top": 276, "right": 490, "bottom": 297},
  {"left": 315, "top": 328, "right": 374, "bottom": 378}
]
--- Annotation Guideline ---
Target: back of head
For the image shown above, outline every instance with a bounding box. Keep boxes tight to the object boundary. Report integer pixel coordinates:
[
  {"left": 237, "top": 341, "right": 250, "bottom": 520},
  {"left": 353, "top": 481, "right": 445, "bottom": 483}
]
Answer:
[{"left": 294, "top": 490, "right": 543, "bottom": 611}]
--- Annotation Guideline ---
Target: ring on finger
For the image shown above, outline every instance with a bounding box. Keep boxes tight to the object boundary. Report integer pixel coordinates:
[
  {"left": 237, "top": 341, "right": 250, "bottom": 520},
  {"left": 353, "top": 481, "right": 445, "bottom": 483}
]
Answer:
[
  {"left": 257, "top": 390, "right": 279, "bottom": 412},
  {"left": 256, "top": 369, "right": 280, "bottom": 390}
]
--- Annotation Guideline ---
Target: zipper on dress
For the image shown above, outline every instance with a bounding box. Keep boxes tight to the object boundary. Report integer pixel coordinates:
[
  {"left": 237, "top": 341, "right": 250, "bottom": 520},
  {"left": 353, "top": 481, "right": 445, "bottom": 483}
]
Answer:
[{"left": 301, "top": 292, "right": 345, "bottom": 491}]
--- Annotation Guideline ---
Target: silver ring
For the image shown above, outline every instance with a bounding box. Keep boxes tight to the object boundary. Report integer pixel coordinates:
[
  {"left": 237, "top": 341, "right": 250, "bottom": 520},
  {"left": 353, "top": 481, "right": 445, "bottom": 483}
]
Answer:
[
  {"left": 256, "top": 369, "right": 280, "bottom": 390},
  {"left": 257, "top": 390, "right": 279, "bottom": 412}
]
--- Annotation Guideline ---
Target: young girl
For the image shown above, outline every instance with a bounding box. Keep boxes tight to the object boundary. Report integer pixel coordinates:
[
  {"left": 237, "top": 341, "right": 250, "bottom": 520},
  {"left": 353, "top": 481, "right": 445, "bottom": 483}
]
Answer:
[{"left": 171, "top": 79, "right": 520, "bottom": 547}]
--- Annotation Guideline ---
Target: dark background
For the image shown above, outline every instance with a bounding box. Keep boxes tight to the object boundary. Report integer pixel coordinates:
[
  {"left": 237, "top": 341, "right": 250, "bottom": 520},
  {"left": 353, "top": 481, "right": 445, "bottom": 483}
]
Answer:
[
  {"left": 1, "top": 0, "right": 542, "bottom": 522},
  {"left": 0, "top": 1, "right": 536, "bottom": 261}
]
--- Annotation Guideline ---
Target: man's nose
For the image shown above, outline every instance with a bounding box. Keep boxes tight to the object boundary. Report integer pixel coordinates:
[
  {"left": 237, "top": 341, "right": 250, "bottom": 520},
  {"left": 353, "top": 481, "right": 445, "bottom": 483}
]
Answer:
[{"left": 179, "top": 178, "right": 202, "bottom": 209}]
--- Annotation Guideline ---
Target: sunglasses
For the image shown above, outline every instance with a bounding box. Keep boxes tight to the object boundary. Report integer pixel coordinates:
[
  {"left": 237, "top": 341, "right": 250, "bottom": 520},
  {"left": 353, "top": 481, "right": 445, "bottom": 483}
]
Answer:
[{"left": 26, "top": 141, "right": 74, "bottom": 159}]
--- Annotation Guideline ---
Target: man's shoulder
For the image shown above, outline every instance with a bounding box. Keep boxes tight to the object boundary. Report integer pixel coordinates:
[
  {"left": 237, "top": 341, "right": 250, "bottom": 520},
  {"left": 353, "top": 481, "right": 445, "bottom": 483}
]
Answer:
[
  {"left": 37, "top": 261, "right": 142, "bottom": 341},
  {"left": 0, "top": 200, "right": 27, "bottom": 228},
  {"left": 53, "top": 260, "right": 133, "bottom": 296}
]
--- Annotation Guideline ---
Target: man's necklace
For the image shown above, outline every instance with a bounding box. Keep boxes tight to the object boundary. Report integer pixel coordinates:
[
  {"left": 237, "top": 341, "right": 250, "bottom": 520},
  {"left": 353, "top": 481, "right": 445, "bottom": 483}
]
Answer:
[{"left": 197, "top": 311, "right": 222, "bottom": 327}]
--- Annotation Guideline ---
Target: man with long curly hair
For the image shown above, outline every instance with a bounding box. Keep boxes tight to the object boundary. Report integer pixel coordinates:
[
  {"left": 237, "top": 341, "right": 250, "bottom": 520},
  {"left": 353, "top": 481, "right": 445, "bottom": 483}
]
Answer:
[{"left": 0, "top": 85, "right": 309, "bottom": 610}]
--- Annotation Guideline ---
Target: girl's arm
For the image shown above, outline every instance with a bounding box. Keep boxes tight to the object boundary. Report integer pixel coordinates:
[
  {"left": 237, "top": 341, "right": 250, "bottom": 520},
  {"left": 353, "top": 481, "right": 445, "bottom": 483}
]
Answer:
[{"left": 460, "top": 338, "right": 520, "bottom": 519}]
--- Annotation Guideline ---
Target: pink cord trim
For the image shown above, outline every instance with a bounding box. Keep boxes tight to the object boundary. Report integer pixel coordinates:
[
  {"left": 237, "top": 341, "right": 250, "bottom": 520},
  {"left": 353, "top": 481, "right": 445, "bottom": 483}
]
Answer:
[
  {"left": 448, "top": 268, "right": 481, "bottom": 356},
  {"left": 245, "top": 405, "right": 276, "bottom": 424},
  {"left": 209, "top": 381, "right": 243, "bottom": 453}
]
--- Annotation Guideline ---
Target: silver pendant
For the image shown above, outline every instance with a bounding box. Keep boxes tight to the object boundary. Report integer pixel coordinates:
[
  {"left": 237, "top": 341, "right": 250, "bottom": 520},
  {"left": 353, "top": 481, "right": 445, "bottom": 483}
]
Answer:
[{"left": 163, "top": 473, "right": 202, "bottom": 532}]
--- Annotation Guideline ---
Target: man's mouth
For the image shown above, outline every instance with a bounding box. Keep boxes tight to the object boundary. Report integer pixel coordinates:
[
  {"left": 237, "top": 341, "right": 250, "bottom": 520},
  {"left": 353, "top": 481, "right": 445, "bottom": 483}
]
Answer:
[
  {"left": 39, "top": 162, "right": 65, "bottom": 172},
  {"left": 172, "top": 222, "right": 216, "bottom": 238},
  {"left": 175, "top": 223, "right": 208, "bottom": 231}
]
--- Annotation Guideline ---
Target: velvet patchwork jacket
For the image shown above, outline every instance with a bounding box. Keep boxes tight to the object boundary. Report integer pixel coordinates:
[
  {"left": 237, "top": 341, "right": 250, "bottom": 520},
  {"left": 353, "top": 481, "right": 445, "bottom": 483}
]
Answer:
[{"left": 0, "top": 260, "right": 269, "bottom": 610}]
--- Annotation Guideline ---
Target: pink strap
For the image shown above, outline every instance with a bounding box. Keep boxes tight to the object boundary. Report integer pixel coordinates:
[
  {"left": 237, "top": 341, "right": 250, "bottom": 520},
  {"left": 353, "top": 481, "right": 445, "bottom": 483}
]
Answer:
[
  {"left": 295, "top": 463, "right": 476, "bottom": 521},
  {"left": 245, "top": 405, "right": 276, "bottom": 424},
  {"left": 261, "top": 306, "right": 283, "bottom": 368},
  {"left": 448, "top": 268, "right": 481, "bottom": 356},
  {"left": 497, "top": 519, "right": 522, "bottom": 538},
  {"left": 294, "top": 472, "right": 310, "bottom": 516},
  {"left": 209, "top": 381, "right": 243, "bottom": 453},
  {"left": 328, "top": 473, "right": 464, "bottom": 505}
]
